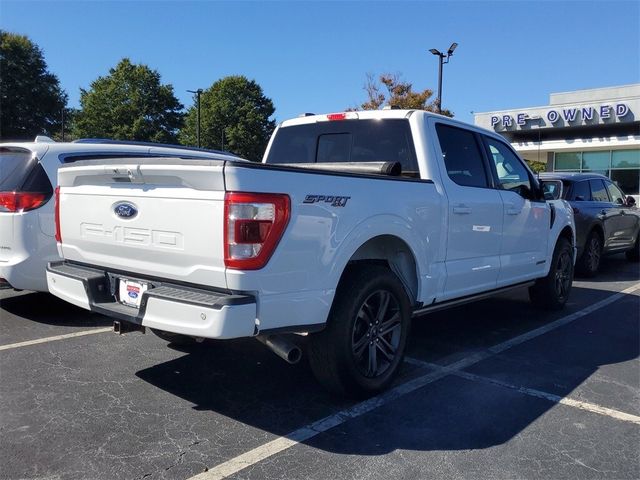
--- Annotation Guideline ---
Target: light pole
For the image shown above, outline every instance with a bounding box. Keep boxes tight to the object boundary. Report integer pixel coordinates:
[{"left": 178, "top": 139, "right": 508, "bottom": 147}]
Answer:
[
  {"left": 429, "top": 42, "right": 458, "bottom": 114},
  {"left": 187, "top": 88, "right": 203, "bottom": 147}
]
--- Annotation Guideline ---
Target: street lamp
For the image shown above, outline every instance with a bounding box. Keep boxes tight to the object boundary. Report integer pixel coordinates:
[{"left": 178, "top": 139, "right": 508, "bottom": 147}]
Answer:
[
  {"left": 187, "top": 88, "right": 203, "bottom": 148},
  {"left": 429, "top": 42, "right": 458, "bottom": 114}
]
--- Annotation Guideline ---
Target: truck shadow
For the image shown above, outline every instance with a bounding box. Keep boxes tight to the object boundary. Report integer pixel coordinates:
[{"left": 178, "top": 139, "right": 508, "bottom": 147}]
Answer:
[
  {"left": 0, "top": 291, "right": 112, "bottom": 327},
  {"left": 135, "top": 283, "right": 639, "bottom": 456}
]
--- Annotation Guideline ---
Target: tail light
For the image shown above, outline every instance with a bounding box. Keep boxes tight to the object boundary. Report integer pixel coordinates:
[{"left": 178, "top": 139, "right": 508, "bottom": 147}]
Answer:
[
  {"left": 54, "top": 186, "right": 62, "bottom": 243},
  {"left": 0, "top": 192, "right": 48, "bottom": 212},
  {"left": 0, "top": 162, "right": 52, "bottom": 213},
  {"left": 224, "top": 192, "right": 290, "bottom": 270}
]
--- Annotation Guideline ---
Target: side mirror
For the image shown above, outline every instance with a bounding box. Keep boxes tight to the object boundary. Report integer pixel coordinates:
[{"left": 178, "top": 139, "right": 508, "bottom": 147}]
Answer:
[
  {"left": 626, "top": 196, "right": 636, "bottom": 207},
  {"left": 574, "top": 195, "right": 585, "bottom": 201}
]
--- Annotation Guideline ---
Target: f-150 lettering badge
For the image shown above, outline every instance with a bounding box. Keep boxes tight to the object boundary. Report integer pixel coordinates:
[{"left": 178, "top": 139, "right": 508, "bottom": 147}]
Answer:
[
  {"left": 80, "top": 223, "right": 184, "bottom": 250},
  {"left": 303, "top": 195, "right": 351, "bottom": 207}
]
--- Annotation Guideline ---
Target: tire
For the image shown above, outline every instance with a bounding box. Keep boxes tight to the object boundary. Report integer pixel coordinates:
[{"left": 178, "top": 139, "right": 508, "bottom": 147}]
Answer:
[
  {"left": 150, "top": 328, "right": 197, "bottom": 346},
  {"left": 308, "top": 264, "right": 411, "bottom": 398},
  {"left": 529, "top": 237, "right": 574, "bottom": 310},
  {"left": 626, "top": 233, "right": 640, "bottom": 262},
  {"left": 576, "top": 231, "right": 602, "bottom": 277}
]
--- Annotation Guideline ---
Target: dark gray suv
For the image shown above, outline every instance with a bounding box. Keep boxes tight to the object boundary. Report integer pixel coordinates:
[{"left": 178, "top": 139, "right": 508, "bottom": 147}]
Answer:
[{"left": 540, "top": 173, "right": 639, "bottom": 276}]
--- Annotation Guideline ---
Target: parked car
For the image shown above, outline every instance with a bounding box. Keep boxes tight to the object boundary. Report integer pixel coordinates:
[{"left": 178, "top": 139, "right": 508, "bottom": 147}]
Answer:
[
  {"left": 0, "top": 137, "right": 238, "bottom": 292},
  {"left": 540, "top": 172, "right": 640, "bottom": 276},
  {"left": 47, "top": 110, "right": 576, "bottom": 396}
]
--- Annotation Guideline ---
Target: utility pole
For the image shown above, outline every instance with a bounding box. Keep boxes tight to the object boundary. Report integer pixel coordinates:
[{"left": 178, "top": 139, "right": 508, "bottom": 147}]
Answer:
[
  {"left": 187, "top": 89, "right": 203, "bottom": 147},
  {"left": 429, "top": 42, "right": 458, "bottom": 114}
]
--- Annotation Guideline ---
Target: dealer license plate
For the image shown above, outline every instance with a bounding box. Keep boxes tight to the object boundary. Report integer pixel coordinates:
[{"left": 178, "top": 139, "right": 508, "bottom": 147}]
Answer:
[{"left": 118, "top": 278, "right": 148, "bottom": 308}]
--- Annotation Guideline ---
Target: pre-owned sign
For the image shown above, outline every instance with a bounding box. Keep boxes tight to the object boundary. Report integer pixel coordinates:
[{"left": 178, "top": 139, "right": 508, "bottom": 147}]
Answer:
[{"left": 491, "top": 103, "right": 630, "bottom": 129}]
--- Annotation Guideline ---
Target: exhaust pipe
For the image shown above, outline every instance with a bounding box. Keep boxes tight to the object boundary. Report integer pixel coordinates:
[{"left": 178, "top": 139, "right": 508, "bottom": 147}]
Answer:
[{"left": 256, "top": 335, "right": 302, "bottom": 364}]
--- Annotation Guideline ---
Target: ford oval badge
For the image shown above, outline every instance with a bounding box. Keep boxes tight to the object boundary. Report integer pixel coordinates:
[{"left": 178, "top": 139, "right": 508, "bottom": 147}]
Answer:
[{"left": 114, "top": 202, "right": 138, "bottom": 219}]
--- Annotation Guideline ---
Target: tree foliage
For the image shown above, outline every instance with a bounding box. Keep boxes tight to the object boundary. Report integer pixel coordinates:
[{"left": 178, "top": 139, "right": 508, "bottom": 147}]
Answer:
[
  {"left": 357, "top": 73, "right": 453, "bottom": 117},
  {"left": 73, "top": 58, "right": 183, "bottom": 143},
  {"left": 180, "top": 76, "right": 275, "bottom": 161},
  {"left": 0, "top": 31, "right": 68, "bottom": 140},
  {"left": 525, "top": 159, "right": 547, "bottom": 174}
]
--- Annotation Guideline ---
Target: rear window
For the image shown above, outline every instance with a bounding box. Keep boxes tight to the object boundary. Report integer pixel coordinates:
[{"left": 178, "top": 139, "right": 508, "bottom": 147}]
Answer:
[
  {"left": 265, "top": 119, "right": 419, "bottom": 176},
  {"left": 0, "top": 147, "right": 37, "bottom": 191}
]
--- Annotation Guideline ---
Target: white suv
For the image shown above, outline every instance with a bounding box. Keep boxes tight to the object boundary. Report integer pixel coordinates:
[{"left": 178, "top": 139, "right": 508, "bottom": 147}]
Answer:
[{"left": 0, "top": 137, "right": 238, "bottom": 292}]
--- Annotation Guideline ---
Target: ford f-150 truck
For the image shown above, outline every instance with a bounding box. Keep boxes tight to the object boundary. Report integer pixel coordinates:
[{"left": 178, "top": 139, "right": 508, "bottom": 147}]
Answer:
[{"left": 47, "top": 110, "right": 576, "bottom": 396}]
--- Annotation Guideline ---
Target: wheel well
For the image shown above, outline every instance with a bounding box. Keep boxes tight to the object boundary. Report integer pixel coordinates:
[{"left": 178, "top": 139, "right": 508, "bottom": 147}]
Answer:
[
  {"left": 589, "top": 224, "right": 604, "bottom": 243},
  {"left": 559, "top": 225, "right": 574, "bottom": 246},
  {"left": 344, "top": 235, "right": 419, "bottom": 305}
]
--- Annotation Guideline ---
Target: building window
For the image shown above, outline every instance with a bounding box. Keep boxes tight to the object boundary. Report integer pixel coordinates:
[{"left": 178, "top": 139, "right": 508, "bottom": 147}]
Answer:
[
  {"left": 553, "top": 149, "right": 639, "bottom": 196},
  {"left": 612, "top": 150, "right": 640, "bottom": 169},
  {"left": 554, "top": 152, "right": 581, "bottom": 170},
  {"left": 582, "top": 151, "right": 610, "bottom": 176}
]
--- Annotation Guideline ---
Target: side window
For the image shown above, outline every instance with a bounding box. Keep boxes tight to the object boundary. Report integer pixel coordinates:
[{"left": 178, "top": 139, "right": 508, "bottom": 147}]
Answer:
[
  {"left": 605, "top": 181, "right": 625, "bottom": 205},
  {"left": 570, "top": 180, "right": 591, "bottom": 201},
  {"left": 589, "top": 180, "right": 610, "bottom": 202},
  {"left": 483, "top": 137, "right": 532, "bottom": 197},
  {"left": 435, "top": 124, "right": 489, "bottom": 188}
]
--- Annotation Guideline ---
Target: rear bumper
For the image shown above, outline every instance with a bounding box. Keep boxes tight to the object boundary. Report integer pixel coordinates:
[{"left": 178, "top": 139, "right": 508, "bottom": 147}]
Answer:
[{"left": 46, "top": 262, "right": 257, "bottom": 339}]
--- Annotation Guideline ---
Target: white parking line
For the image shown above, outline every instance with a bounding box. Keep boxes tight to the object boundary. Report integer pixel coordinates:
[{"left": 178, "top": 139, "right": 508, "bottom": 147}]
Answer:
[
  {"left": 457, "top": 369, "right": 640, "bottom": 425},
  {"left": 406, "top": 359, "right": 640, "bottom": 425},
  {"left": 189, "top": 282, "right": 640, "bottom": 480},
  {"left": 0, "top": 327, "right": 113, "bottom": 352}
]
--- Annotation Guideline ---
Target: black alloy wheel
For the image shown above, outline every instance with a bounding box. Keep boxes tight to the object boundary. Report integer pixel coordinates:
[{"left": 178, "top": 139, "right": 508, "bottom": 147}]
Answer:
[
  {"left": 308, "top": 264, "right": 411, "bottom": 397},
  {"left": 529, "top": 237, "right": 574, "bottom": 310},
  {"left": 351, "top": 289, "right": 402, "bottom": 378},
  {"left": 554, "top": 247, "right": 573, "bottom": 303},
  {"left": 578, "top": 232, "right": 602, "bottom": 277}
]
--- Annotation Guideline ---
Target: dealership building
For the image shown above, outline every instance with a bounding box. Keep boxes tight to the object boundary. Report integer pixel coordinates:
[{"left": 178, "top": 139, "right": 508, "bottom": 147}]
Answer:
[{"left": 474, "top": 84, "right": 640, "bottom": 199}]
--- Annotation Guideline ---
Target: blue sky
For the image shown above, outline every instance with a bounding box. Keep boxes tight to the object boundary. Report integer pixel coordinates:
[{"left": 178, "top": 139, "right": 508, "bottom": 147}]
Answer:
[{"left": 2, "top": 1, "right": 639, "bottom": 124}]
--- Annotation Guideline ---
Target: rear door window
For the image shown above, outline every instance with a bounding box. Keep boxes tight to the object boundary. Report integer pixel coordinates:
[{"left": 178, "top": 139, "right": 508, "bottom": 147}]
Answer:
[
  {"left": 589, "top": 179, "right": 610, "bottom": 202},
  {"left": 265, "top": 119, "right": 419, "bottom": 176},
  {"left": 435, "top": 124, "right": 489, "bottom": 188},
  {"left": 569, "top": 180, "right": 591, "bottom": 201}
]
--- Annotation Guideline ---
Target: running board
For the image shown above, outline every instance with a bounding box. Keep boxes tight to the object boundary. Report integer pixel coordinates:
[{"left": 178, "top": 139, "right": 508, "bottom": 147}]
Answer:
[{"left": 412, "top": 281, "right": 535, "bottom": 317}]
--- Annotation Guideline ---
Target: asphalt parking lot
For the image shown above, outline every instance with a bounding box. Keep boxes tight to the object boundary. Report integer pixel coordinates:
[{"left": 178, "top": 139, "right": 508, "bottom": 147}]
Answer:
[{"left": 1, "top": 256, "right": 639, "bottom": 480}]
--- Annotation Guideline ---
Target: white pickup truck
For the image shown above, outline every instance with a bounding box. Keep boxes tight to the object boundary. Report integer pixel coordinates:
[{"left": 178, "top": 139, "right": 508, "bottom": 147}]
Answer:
[{"left": 47, "top": 110, "right": 575, "bottom": 396}]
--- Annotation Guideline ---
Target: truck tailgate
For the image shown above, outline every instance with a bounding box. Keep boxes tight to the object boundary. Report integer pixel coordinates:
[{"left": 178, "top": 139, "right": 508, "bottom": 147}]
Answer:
[{"left": 57, "top": 159, "right": 228, "bottom": 288}]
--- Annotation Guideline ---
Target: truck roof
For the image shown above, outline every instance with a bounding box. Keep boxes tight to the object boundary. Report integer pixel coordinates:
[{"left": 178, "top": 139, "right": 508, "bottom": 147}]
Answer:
[
  {"left": 279, "top": 109, "right": 502, "bottom": 138},
  {"left": 281, "top": 109, "right": 441, "bottom": 127}
]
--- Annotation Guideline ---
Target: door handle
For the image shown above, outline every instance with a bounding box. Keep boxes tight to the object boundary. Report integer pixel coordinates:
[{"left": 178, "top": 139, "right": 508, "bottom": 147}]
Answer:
[{"left": 453, "top": 205, "right": 472, "bottom": 214}]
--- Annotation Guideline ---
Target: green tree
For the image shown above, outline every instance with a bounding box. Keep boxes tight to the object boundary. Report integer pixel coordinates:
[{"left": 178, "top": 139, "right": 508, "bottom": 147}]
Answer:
[
  {"left": 0, "top": 31, "right": 68, "bottom": 140},
  {"left": 73, "top": 58, "right": 183, "bottom": 143},
  {"left": 180, "top": 76, "right": 275, "bottom": 161},
  {"left": 356, "top": 73, "right": 453, "bottom": 117},
  {"left": 525, "top": 159, "right": 547, "bottom": 174}
]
